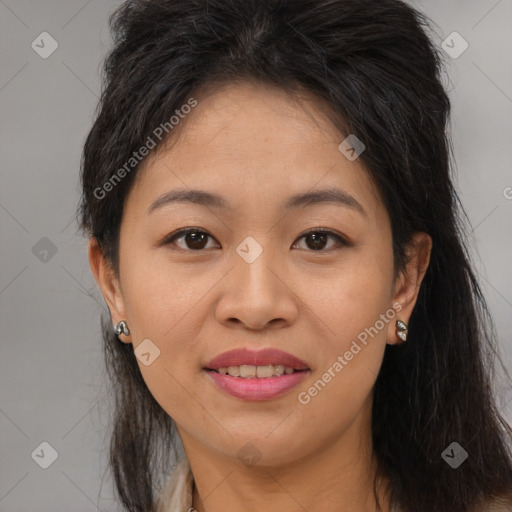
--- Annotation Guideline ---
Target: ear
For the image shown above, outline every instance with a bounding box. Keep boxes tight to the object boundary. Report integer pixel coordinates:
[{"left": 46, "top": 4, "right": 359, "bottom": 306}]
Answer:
[
  {"left": 88, "top": 237, "right": 132, "bottom": 344},
  {"left": 387, "top": 231, "right": 432, "bottom": 345}
]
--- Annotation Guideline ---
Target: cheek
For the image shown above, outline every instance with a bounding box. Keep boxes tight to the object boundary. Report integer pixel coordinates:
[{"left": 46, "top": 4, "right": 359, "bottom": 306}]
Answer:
[
  {"left": 298, "top": 248, "right": 394, "bottom": 415},
  {"left": 312, "top": 247, "right": 394, "bottom": 346},
  {"left": 120, "top": 246, "right": 206, "bottom": 336},
  {"left": 296, "top": 304, "right": 390, "bottom": 441}
]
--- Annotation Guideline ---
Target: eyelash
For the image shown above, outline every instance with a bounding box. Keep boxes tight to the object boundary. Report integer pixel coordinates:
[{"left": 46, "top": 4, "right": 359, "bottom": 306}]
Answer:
[{"left": 160, "top": 227, "right": 350, "bottom": 252}]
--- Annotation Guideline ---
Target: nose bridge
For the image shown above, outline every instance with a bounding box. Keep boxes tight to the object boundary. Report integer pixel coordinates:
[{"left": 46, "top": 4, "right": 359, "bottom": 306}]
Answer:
[
  {"left": 214, "top": 234, "right": 297, "bottom": 329},
  {"left": 232, "top": 234, "right": 280, "bottom": 296}
]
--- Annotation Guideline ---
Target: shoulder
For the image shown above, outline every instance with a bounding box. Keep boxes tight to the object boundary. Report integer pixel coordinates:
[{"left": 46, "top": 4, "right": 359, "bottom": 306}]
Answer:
[{"left": 154, "top": 457, "right": 194, "bottom": 512}]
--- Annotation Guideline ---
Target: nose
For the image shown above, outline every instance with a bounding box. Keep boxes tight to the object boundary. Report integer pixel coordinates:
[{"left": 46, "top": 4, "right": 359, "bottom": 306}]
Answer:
[{"left": 214, "top": 243, "right": 299, "bottom": 331}]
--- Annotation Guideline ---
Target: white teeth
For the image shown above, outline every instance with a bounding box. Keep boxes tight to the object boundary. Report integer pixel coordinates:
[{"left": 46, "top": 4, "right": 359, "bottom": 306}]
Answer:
[
  {"left": 256, "top": 365, "right": 274, "bottom": 378},
  {"left": 227, "top": 365, "right": 240, "bottom": 377},
  {"left": 274, "top": 365, "right": 285, "bottom": 376},
  {"left": 216, "top": 365, "right": 297, "bottom": 377},
  {"left": 240, "top": 365, "right": 256, "bottom": 377}
]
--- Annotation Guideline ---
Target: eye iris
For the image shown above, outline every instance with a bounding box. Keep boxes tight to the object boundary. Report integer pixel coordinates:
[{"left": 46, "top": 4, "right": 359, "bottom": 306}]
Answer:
[
  {"left": 186, "top": 232, "right": 208, "bottom": 250},
  {"left": 306, "top": 232, "right": 328, "bottom": 251}
]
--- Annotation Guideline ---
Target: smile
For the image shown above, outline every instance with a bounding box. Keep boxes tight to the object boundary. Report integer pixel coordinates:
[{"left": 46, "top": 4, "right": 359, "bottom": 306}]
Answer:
[{"left": 212, "top": 364, "right": 300, "bottom": 378}]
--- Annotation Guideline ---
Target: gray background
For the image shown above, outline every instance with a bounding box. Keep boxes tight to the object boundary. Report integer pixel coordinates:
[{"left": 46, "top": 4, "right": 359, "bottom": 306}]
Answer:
[{"left": 1, "top": 0, "right": 511, "bottom": 510}]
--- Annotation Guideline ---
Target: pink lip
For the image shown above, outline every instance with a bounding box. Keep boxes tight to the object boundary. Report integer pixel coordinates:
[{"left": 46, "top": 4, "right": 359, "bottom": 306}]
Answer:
[
  {"left": 206, "top": 370, "right": 309, "bottom": 401},
  {"left": 205, "top": 348, "right": 309, "bottom": 370},
  {"left": 203, "top": 348, "right": 310, "bottom": 401}
]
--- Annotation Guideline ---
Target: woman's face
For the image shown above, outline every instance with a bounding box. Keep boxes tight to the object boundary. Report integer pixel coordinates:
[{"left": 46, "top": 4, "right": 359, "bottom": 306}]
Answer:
[{"left": 90, "top": 81, "right": 430, "bottom": 467}]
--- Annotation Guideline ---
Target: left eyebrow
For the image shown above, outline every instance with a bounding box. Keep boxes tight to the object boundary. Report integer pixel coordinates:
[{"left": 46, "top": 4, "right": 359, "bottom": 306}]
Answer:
[
  {"left": 147, "top": 187, "right": 367, "bottom": 217},
  {"left": 284, "top": 188, "right": 367, "bottom": 217}
]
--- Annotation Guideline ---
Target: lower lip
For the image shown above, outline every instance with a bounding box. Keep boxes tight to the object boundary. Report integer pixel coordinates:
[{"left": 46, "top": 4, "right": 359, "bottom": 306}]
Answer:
[{"left": 205, "top": 370, "right": 310, "bottom": 401}]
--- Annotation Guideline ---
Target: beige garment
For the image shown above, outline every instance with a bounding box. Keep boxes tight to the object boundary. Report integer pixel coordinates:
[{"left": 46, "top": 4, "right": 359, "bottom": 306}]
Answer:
[
  {"left": 155, "top": 457, "right": 194, "bottom": 512},
  {"left": 154, "top": 456, "right": 512, "bottom": 512}
]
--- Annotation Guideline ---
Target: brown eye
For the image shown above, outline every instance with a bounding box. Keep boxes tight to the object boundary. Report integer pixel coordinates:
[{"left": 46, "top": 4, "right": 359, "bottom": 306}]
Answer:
[
  {"left": 293, "top": 230, "right": 349, "bottom": 252},
  {"left": 163, "top": 228, "right": 219, "bottom": 251}
]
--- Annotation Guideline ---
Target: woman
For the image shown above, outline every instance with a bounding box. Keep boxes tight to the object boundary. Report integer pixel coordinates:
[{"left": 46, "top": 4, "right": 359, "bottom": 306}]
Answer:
[{"left": 79, "top": 0, "right": 512, "bottom": 511}]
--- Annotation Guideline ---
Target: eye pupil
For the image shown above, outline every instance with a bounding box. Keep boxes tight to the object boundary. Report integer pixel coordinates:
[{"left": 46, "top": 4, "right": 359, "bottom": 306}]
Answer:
[
  {"left": 306, "top": 232, "right": 328, "bottom": 251},
  {"left": 186, "top": 232, "right": 208, "bottom": 250}
]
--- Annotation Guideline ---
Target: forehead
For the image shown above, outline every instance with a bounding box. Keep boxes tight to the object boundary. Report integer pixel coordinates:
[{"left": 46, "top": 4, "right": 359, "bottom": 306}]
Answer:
[
  {"left": 128, "top": 81, "right": 384, "bottom": 222},
  {"left": 168, "top": 81, "right": 347, "bottom": 160}
]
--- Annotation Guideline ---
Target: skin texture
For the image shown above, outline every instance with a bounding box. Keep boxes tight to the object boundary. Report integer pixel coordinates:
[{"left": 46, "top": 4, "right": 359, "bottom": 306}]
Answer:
[{"left": 89, "top": 81, "right": 432, "bottom": 512}]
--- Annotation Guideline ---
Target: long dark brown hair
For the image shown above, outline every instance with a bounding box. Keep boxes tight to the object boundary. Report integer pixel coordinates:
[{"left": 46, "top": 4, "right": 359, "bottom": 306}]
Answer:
[{"left": 78, "top": 1, "right": 512, "bottom": 511}]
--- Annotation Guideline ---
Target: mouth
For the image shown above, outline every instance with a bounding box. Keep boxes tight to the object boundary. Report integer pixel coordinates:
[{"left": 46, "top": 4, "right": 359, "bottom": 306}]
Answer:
[
  {"left": 203, "top": 348, "right": 311, "bottom": 401},
  {"left": 205, "top": 364, "right": 309, "bottom": 378},
  {"left": 204, "top": 347, "right": 310, "bottom": 375}
]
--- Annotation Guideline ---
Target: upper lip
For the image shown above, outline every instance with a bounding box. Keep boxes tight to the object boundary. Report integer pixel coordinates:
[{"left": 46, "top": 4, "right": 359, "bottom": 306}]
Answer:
[{"left": 205, "top": 348, "right": 310, "bottom": 371}]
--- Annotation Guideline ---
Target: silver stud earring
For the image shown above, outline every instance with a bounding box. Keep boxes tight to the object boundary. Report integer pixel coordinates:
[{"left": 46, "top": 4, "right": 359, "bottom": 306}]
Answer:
[
  {"left": 114, "top": 320, "right": 130, "bottom": 337},
  {"left": 396, "top": 320, "right": 408, "bottom": 342}
]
